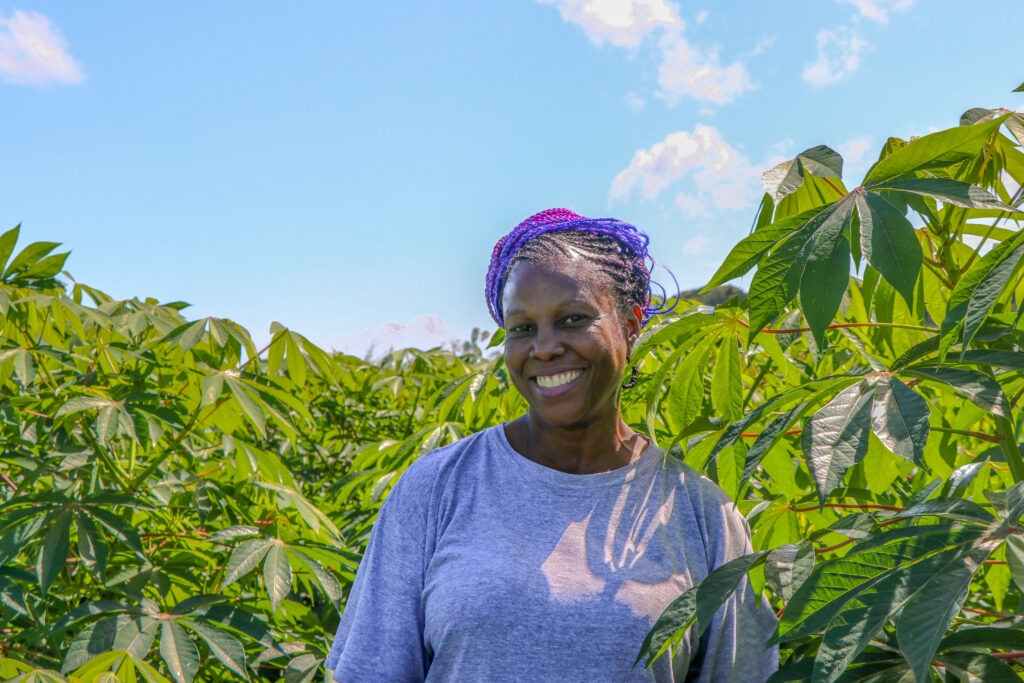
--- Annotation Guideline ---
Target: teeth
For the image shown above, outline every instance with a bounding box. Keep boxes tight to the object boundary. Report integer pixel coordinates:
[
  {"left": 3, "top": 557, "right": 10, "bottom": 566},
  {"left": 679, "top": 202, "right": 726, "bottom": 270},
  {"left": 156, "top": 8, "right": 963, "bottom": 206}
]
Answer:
[{"left": 536, "top": 370, "right": 582, "bottom": 389}]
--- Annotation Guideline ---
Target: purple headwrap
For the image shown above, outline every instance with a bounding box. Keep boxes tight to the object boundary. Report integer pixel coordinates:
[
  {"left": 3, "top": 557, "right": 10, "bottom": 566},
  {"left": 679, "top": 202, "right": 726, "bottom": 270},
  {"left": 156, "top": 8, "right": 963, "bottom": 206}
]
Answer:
[{"left": 485, "top": 208, "right": 673, "bottom": 328}]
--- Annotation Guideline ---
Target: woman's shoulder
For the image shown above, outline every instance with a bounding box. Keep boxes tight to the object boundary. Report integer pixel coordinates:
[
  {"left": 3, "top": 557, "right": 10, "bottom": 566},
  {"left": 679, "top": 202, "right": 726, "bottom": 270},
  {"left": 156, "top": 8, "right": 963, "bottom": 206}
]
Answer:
[
  {"left": 386, "top": 425, "right": 501, "bottom": 502},
  {"left": 658, "top": 451, "right": 753, "bottom": 553}
]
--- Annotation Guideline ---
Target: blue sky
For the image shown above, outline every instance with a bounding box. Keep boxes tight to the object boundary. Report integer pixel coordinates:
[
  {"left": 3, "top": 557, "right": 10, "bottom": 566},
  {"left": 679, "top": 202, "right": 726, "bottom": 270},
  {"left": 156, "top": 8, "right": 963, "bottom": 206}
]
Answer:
[{"left": 2, "top": 1, "right": 1022, "bottom": 355}]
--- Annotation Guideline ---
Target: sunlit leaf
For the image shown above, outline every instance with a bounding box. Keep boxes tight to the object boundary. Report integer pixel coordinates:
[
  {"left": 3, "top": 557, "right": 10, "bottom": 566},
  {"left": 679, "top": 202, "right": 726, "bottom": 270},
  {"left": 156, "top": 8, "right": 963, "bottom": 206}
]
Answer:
[
  {"left": 801, "top": 381, "right": 874, "bottom": 504},
  {"left": 159, "top": 621, "right": 200, "bottom": 683}
]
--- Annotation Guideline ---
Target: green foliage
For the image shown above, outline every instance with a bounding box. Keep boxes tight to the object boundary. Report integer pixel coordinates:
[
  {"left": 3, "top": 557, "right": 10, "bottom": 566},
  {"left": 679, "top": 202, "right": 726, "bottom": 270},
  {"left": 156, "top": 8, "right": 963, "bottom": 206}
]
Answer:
[
  {"left": 4, "top": 87, "right": 1024, "bottom": 681},
  {"left": 636, "top": 91, "right": 1024, "bottom": 680},
  {"left": 0, "top": 230, "right": 514, "bottom": 679}
]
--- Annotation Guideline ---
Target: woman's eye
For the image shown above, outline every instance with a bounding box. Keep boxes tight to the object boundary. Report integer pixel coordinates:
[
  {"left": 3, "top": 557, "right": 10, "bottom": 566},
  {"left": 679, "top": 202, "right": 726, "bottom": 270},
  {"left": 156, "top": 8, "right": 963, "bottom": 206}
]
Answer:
[
  {"left": 507, "top": 323, "right": 531, "bottom": 335},
  {"left": 563, "top": 314, "right": 586, "bottom": 324}
]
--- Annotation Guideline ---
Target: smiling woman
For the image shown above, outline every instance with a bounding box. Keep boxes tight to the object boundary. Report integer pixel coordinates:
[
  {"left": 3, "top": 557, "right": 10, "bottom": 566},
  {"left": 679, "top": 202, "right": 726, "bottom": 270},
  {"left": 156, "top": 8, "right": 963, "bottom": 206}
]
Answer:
[{"left": 325, "top": 208, "right": 778, "bottom": 682}]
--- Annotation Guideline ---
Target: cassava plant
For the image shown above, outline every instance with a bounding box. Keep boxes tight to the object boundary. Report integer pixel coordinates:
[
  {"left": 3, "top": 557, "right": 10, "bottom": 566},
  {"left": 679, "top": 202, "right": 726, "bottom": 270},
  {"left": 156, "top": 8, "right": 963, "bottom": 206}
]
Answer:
[{"left": 634, "top": 87, "right": 1024, "bottom": 681}]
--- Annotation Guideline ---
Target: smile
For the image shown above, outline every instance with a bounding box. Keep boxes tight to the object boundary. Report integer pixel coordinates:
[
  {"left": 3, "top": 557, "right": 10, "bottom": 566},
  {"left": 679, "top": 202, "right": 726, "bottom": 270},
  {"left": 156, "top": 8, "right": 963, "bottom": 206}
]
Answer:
[{"left": 535, "top": 370, "right": 583, "bottom": 389}]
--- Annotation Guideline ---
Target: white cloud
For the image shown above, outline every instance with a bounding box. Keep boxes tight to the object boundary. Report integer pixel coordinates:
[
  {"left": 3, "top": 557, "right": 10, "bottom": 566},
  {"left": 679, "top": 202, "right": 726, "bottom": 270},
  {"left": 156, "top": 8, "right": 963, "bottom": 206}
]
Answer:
[
  {"left": 695, "top": 10, "right": 709, "bottom": 24},
  {"left": 838, "top": 136, "right": 872, "bottom": 163},
  {"left": 0, "top": 10, "right": 83, "bottom": 85},
  {"left": 839, "top": 0, "right": 914, "bottom": 24},
  {"left": 536, "top": 0, "right": 681, "bottom": 47},
  {"left": 625, "top": 91, "right": 646, "bottom": 111},
  {"left": 803, "top": 27, "right": 872, "bottom": 87},
  {"left": 657, "top": 34, "right": 752, "bottom": 105},
  {"left": 681, "top": 235, "right": 711, "bottom": 255},
  {"left": 328, "top": 315, "right": 455, "bottom": 358},
  {"left": 610, "top": 124, "right": 762, "bottom": 217}
]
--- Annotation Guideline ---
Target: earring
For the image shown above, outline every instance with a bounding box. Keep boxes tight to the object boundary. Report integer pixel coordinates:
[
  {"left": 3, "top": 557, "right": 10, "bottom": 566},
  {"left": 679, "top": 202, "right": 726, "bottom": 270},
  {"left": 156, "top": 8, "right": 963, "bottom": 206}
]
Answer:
[{"left": 621, "top": 364, "right": 639, "bottom": 389}]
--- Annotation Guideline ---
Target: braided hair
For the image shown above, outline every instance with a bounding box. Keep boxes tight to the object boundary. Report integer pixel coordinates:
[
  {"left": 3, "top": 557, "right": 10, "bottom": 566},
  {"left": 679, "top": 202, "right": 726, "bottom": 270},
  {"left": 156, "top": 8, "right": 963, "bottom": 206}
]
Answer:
[{"left": 485, "top": 208, "right": 674, "bottom": 328}]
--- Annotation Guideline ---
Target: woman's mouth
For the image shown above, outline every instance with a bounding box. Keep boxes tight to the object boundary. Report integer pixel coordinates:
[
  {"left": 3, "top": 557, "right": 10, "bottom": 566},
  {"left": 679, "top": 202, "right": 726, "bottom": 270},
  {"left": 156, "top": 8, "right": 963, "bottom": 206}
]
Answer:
[{"left": 534, "top": 369, "right": 583, "bottom": 390}]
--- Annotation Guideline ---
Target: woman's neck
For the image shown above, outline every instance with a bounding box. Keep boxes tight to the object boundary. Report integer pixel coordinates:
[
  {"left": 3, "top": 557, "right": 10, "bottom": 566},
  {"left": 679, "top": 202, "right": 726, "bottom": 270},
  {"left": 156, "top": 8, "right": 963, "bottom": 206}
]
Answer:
[{"left": 503, "top": 413, "right": 647, "bottom": 474}]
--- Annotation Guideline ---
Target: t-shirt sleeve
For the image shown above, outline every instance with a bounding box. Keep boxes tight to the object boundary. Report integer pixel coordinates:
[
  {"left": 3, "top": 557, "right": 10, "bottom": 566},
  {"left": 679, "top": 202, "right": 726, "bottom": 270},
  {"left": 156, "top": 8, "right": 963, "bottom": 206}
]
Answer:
[
  {"left": 324, "top": 471, "right": 431, "bottom": 682},
  {"left": 685, "top": 482, "right": 779, "bottom": 683}
]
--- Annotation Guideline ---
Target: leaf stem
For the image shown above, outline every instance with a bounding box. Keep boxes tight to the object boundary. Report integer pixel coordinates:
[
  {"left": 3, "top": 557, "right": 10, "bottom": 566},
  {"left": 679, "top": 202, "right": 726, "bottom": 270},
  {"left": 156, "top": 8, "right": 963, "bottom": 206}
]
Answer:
[
  {"left": 929, "top": 426, "right": 1004, "bottom": 444},
  {"left": 993, "top": 415, "right": 1024, "bottom": 483},
  {"left": 792, "top": 503, "right": 904, "bottom": 513},
  {"left": 753, "top": 321, "right": 935, "bottom": 335}
]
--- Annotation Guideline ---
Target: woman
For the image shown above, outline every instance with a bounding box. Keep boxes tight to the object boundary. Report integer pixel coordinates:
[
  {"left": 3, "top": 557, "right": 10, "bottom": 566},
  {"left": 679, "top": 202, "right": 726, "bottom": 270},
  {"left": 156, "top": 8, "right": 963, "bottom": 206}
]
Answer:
[{"left": 325, "top": 209, "right": 777, "bottom": 681}]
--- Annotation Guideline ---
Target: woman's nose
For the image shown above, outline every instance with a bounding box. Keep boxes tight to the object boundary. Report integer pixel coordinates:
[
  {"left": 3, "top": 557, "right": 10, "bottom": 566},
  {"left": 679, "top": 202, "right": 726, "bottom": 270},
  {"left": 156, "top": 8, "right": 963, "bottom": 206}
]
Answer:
[{"left": 530, "top": 326, "right": 565, "bottom": 359}]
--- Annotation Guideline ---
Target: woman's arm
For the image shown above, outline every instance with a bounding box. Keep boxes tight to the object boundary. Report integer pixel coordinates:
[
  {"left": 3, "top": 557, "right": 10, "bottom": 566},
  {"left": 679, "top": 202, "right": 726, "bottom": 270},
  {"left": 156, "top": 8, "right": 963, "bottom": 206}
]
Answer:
[{"left": 325, "top": 475, "right": 431, "bottom": 682}]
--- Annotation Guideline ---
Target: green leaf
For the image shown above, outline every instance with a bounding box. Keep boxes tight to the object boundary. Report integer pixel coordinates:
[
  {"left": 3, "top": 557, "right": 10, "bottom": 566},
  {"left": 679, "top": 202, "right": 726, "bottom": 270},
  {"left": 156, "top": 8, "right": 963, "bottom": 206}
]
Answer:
[
  {"left": 779, "top": 525, "right": 985, "bottom": 643},
  {"left": 761, "top": 146, "right": 844, "bottom": 202},
  {"left": 182, "top": 620, "right": 249, "bottom": 680},
  {"left": 710, "top": 336, "right": 742, "bottom": 423},
  {"left": 284, "top": 654, "right": 319, "bottom": 683},
  {"left": 21, "top": 251, "right": 70, "bottom": 280},
  {"left": 3, "top": 240, "right": 59, "bottom": 279},
  {"left": 176, "top": 320, "right": 208, "bottom": 353},
  {"left": 54, "top": 396, "right": 117, "bottom": 418},
  {"left": 869, "top": 375, "right": 929, "bottom": 463},
  {"left": 263, "top": 542, "right": 292, "bottom": 613},
  {"left": 963, "top": 240, "right": 1024, "bottom": 351},
  {"left": 936, "top": 652, "right": 1021, "bottom": 683},
  {"left": 704, "top": 207, "right": 826, "bottom": 289},
  {"left": 941, "top": 625, "right": 1024, "bottom": 652},
  {"left": 637, "top": 550, "right": 769, "bottom": 667},
  {"left": 201, "top": 372, "right": 225, "bottom": 406},
  {"left": 1007, "top": 534, "right": 1024, "bottom": 594},
  {"left": 893, "top": 498, "right": 995, "bottom": 525},
  {"left": 221, "top": 538, "right": 273, "bottom": 588},
  {"left": 799, "top": 198, "right": 855, "bottom": 345},
  {"left": 801, "top": 381, "right": 874, "bottom": 504},
  {"left": 742, "top": 403, "right": 804, "bottom": 485},
  {"left": 290, "top": 548, "right": 344, "bottom": 606},
  {"left": 285, "top": 334, "right": 307, "bottom": 387},
  {"left": 764, "top": 541, "right": 815, "bottom": 603},
  {"left": 855, "top": 193, "right": 921, "bottom": 306},
  {"left": 1015, "top": 81, "right": 1024, "bottom": 93},
  {"left": 903, "top": 366, "right": 1009, "bottom": 417},
  {"left": 864, "top": 116, "right": 1004, "bottom": 184},
  {"left": 37, "top": 511, "right": 71, "bottom": 597},
  {"left": 940, "top": 210, "right": 1024, "bottom": 354},
  {"left": 0, "top": 224, "right": 20, "bottom": 273},
  {"left": 869, "top": 177, "right": 1012, "bottom": 210},
  {"left": 114, "top": 617, "right": 159, "bottom": 661},
  {"left": 747, "top": 232, "right": 807, "bottom": 337},
  {"left": 645, "top": 344, "right": 688, "bottom": 438},
  {"left": 75, "top": 512, "right": 109, "bottom": 580},
  {"left": 91, "top": 508, "right": 145, "bottom": 555},
  {"left": 896, "top": 547, "right": 990, "bottom": 683},
  {"left": 224, "top": 376, "right": 266, "bottom": 436},
  {"left": 159, "top": 621, "right": 200, "bottom": 683}
]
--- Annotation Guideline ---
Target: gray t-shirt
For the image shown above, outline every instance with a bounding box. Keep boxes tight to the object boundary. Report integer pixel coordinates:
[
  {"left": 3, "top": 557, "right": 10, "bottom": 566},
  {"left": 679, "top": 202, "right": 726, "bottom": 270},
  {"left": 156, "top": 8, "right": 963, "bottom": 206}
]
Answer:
[{"left": 326, "top": 425, "right": 777, "bottom": 682}]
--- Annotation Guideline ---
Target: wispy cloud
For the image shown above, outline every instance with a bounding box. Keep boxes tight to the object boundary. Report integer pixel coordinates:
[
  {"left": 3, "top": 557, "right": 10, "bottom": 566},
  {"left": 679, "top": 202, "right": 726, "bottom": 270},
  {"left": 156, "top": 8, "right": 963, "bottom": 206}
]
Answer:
[
  {"left": 610, "top": 124, "right": 763, "bottom": 217},
  {"left": 802, "top": 27, "right": 871, "bottom": 87},
  {"left": 0, "top": 10, "right": 83, "bottom": 85},
  {"left": 625, "top": 91, "right": 646, "bottom": 111},
  {"left": 327, "top": 315, "right": 455, "bottom": 358},
  {"left": 656, "top": 34, "right": 752, "bottom": 106},
  {"left": 536, "top": 0, "right": 681, "bottom": 47},
  {"left": 538, "top": 0, "right": 755, "bottom": 107},
  {"left": 681, "top": 235, "right": 711, "bottom": 255},
  {"left": 839, "top": 0, "right": 914, "bottom": 24}
]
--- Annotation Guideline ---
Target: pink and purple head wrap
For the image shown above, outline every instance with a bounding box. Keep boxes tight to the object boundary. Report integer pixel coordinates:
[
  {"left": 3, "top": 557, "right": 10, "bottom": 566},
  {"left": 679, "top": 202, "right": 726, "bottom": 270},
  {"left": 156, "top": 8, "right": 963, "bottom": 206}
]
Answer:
[{"left": 485, "top": 208, "right": 674, "bottom": 328}]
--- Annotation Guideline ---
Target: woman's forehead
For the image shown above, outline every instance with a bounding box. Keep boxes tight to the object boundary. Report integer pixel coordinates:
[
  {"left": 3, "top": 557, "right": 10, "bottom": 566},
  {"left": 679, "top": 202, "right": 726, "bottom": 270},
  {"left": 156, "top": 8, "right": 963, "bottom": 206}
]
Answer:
[{"left": 502, "top": 258, "right": 617, "bottom": 309}]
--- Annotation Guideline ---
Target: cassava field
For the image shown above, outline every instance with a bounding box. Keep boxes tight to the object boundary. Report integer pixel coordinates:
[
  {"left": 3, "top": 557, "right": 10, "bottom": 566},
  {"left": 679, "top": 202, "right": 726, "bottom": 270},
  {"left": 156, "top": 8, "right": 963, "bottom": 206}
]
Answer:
[{"left": 3, "top": 91, "right": 1024, "bottom": 682}]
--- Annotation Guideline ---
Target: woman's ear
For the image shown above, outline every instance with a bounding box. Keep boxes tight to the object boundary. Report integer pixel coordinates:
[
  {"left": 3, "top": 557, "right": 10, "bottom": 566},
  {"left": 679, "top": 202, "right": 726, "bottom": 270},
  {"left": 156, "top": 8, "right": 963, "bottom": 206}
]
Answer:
[{"left": 625, "top": 305, "right": 643, "bottom": 346}]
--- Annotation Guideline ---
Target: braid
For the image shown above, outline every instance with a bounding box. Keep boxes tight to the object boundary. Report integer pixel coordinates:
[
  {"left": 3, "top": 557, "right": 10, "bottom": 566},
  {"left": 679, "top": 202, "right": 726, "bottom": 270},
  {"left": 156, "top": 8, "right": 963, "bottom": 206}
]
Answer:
[{"left": 485, "top": 208, "right": 675, "bottom": 328}]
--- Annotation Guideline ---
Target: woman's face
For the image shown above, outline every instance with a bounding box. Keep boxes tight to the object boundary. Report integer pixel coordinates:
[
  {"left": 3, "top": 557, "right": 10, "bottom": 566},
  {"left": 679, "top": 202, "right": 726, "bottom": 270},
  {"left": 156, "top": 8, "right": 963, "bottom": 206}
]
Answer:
[{"left": 501, "top": 254, "right": 640, "bottom": 432}]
